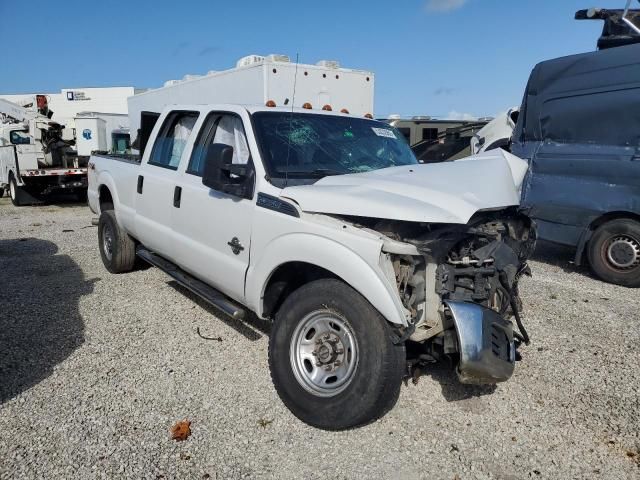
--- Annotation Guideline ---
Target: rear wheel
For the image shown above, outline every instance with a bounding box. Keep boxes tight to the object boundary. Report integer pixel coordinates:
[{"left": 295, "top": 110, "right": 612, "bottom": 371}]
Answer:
[
  {"left": 98, "top": 210, "right": 136, "bottom": 273},
  {"left": 268, "top": 278, "right": 406, "bottom": 430},
  {"left": 9, "top": 176, "right": 23, "bottom": 206},
  {"left": 587, "top": 218, "right": 640, "bottom": 287}
]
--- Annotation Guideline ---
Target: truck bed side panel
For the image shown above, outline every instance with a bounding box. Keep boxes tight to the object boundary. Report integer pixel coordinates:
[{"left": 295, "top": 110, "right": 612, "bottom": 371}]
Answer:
[{"left": 89, "top": 154, "right": 141, "bottom": 236}]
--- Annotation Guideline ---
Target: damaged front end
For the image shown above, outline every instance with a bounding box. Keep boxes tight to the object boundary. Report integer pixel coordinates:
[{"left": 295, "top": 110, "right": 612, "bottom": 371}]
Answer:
[{"left": 373, "top": 208, "right": 536, "bottom": 384}]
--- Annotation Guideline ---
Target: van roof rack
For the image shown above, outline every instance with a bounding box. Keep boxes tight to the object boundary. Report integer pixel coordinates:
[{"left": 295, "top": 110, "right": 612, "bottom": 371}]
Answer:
[{"left": 575, "top": 0, "right": 640, "bottom": 50}]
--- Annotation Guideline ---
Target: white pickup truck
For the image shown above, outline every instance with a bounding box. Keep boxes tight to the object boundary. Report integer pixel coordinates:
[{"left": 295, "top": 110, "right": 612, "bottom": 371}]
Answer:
[{"left": 88, "top": 104, "right": 536, "bottom": 430}]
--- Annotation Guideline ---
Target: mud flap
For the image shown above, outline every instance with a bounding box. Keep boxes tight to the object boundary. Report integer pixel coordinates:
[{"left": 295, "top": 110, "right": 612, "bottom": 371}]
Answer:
[
  {"left": 14, "top": 185, "right": 43, "bottom": 206},
  {"left": 444, "top": 301, "right": 516, "bottom": 384}
]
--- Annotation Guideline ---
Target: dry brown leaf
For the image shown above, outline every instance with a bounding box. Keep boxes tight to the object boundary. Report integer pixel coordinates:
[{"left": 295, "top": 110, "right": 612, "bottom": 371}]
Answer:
[{"left": 170, "top": 420, "right": 191, "bottom": 441}]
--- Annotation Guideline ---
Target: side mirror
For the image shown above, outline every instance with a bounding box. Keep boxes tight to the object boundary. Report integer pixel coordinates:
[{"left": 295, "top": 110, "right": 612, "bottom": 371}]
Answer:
[{"left": 202, "top": 143, "right": 254, "bottom": 199}]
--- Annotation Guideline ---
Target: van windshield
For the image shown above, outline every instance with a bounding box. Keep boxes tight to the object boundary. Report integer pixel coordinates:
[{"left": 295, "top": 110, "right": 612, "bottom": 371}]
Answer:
[{"left": 252, "top": 112, "right": 418, "bottom": 186}]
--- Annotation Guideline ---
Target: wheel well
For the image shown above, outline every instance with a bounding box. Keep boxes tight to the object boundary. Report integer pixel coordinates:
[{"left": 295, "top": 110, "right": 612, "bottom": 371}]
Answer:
[
  {"left": 589, "top": 211, "right": 640, "bottom": 231},
  {"left": 262, "top": 262, "right": 339, "bottom": 318},
  {"left": 99, "top": 185, "right": 114, "bottom": 212}
]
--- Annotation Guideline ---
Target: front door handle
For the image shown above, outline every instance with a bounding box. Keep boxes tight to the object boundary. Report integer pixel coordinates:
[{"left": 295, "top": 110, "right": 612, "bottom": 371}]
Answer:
[
  {"left": 173, "top": 186, "right": 182, "bottom": 208},
  {"left": 137, "top": 175, "right": 144, "bottom": 194}
]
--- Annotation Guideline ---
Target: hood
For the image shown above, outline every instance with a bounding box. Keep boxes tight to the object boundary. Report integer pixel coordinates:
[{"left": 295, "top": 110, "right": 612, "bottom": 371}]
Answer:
[{"left": 280, "top": 149, "right": 529, "bottom": 224}]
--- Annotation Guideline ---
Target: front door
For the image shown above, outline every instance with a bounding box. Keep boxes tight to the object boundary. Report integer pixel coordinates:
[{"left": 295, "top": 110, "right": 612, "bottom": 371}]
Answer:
[{"left": 171, "top": 109, "right": 255, "bottom": 302}]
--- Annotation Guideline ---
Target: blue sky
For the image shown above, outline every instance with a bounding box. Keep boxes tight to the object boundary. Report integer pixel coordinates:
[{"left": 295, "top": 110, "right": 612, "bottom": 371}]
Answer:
[{"left": 0, "top": 0, "right": 629, "bottom": 118}]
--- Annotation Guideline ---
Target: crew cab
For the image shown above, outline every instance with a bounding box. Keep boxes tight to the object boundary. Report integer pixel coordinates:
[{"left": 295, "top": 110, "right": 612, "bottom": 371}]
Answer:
[{"left": 88, "top": 104, "right": 536, "bottom": 430}]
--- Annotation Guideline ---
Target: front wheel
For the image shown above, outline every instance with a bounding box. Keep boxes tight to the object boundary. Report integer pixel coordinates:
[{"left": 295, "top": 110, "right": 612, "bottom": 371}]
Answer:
[
  {"left": 268, "top": 278, "right": 406, "bottom": 430},
  {"left": 587, "top": 218, "right": 640, "bottom": 287}
]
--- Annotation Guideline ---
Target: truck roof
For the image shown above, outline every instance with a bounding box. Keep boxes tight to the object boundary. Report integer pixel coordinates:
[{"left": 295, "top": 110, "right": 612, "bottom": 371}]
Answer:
[{"left": 158, "top": 103, "right": 377, "bottom": 120}]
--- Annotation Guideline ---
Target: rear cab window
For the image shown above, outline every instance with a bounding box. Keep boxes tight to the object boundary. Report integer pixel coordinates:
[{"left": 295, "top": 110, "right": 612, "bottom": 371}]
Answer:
[{"left": 148, "top": 111, "right": 199, "bottom": 170}]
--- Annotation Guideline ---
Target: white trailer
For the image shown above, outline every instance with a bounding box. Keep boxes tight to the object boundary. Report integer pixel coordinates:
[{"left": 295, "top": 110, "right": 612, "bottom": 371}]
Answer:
[{"left": 127, "top": 54, "right": 374, "bottom": 151}]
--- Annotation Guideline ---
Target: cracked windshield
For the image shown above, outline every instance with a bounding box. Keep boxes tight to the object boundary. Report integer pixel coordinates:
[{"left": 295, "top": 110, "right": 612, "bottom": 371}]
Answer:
[{"left": 252, "top": 112, "right": 418, "bottom": 180}]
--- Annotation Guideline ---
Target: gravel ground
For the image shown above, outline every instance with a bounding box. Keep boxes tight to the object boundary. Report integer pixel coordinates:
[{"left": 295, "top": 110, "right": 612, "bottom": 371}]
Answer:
[{"left": 0, "top": 196, "right": 638, "bottom": 480}]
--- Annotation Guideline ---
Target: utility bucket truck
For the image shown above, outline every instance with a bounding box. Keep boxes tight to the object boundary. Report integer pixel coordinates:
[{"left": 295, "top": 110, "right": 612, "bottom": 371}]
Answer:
[
  {"left": 0, "top": 96, "right": 86, "bottom": 205},
  {"left": 88, "top": 54, "right": 536, "bottom": 430}
]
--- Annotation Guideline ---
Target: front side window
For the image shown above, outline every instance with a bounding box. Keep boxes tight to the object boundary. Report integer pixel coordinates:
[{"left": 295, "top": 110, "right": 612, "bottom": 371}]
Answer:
[
  {"left": 252, "top": 112, "right": 418, "bottom": 184},
  {"left": 148, "top": 111, "right": 198, "bottom": 169},
  {"left": 10, "top": 130, "right": 30, "bottom": 145},
  {"left": 187, "top": 113, "right": 250, "bottom": 176}
]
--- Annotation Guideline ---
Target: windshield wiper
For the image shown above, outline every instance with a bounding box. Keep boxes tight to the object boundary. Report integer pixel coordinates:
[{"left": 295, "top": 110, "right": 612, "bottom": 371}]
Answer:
[{"left": 279, "top": 168, "right": 344, "bottom": 177}]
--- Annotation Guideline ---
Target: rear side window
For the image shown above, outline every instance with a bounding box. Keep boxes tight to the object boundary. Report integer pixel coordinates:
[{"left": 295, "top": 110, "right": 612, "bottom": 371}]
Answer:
[
  {"left": 540, "top": 88, "right": 640, "bottom": 146},
  {"left": 187, "top": 113, "right": 250, "bottom": 176},
  {"left": 148, "top": 111, "right": 199, "bottom": 169}
]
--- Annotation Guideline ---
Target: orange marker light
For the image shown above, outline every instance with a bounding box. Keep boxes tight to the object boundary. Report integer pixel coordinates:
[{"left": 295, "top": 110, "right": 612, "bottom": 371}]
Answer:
[
  {"left": 266, "top": 100, "right": 277, "bottom": 107},
  {"left": 322, "top": 104, "right": 332, "bottom": 111},
  {"left": 364, "top": 113, "right": 373, "bottom": 119},
  {"left": 340, "top": 108, "right": 350, "bottom": 114},
  {"left": 302, "top": 102, "right": 313, "bottom": 109}
]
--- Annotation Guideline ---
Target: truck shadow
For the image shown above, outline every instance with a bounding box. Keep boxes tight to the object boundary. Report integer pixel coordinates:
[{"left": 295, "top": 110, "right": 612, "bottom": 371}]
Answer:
[
  {"left": 0, "top": 238, "right": 95, "bottom": 403},
  {"left": 530, "top": 240, "right": 593, "bottom": 277},
  {"left": 407, "top": 362, "right": 497, "bottom": 402},
  {"left": 167, "top": 282, "right": 271, "bottom": 341}
]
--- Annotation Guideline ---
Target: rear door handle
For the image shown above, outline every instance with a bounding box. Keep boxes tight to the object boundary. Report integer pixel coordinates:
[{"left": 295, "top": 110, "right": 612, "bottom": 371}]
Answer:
[
  {"left": 173, "top": 186, "right": 182, "bottom": 208},
  {"left": 137, "top": 175, "right": 144, "bottom": 194}
]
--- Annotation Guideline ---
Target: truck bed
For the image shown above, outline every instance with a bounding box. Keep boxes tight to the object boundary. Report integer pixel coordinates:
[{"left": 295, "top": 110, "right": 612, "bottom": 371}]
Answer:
[{"left": 91, "top": 152, "right": 141, "bottom": 165}]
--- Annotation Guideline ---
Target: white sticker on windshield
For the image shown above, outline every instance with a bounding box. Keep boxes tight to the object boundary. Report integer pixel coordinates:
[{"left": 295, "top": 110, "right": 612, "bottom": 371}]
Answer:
[{"left": 371, "top": 127, "right": 397, "bottom": 139}]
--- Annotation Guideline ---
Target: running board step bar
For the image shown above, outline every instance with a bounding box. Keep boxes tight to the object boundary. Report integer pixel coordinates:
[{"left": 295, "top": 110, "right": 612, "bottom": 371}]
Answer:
[{"left": 136, "top": 247, "right": 246, "bottom": 320}]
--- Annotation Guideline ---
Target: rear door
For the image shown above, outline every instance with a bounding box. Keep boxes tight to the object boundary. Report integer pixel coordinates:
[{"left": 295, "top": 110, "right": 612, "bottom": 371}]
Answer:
[
  {"left": 170, "top": 108, "right": 255, "bottom": 301},
  {"left": 135, "top": 110, "right": 199, "bottom": 259}
]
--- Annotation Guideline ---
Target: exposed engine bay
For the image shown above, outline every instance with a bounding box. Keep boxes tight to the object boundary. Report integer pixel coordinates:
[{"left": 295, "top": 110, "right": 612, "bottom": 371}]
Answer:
[{"left": 339, "top": 208, "right": 536, "bottom": 383}]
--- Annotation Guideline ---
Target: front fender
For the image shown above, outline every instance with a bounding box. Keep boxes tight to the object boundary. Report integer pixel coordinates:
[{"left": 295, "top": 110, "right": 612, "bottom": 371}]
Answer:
[{"left": 246, "top": 233, "right": 409, "bottom": 326}]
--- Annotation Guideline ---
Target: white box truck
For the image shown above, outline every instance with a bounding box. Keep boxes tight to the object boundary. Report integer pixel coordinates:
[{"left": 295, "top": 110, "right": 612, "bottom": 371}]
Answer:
[{"left": 127, "top": 54, "right": 375, "bottom": 151}]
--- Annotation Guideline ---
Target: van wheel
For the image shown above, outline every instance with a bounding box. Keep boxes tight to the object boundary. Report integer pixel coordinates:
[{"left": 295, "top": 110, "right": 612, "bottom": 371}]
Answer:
[
  {"left": 9, "top": 176, "right": 23, "bottom": 206},
  {"left": 268, "top": 278, "right": 406, "bottom": 430},
  {"left": 588, "top": 218, "right": 640, "bottom": 287},
  {"left": 98, "top": 210, "right": 136, "bottom": 273},
  {"left": 0, "top": 187, "right": 4, "bottom": 198}
]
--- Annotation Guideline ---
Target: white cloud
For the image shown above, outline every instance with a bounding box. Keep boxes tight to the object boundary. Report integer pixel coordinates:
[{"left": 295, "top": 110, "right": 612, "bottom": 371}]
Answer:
[
  {"left": 425, "top": 0, "right": 467, "bottom": 13},
  {"left": 446, "top": 110, "right": 478, "bottom": 121}
]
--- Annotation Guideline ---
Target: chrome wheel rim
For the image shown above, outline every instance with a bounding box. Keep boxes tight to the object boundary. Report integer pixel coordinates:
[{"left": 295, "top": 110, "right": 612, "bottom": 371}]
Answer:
[
  {"left": 605, "top": 234, "right": 640, "bottom": 270},
  {"left": 102, "top": 223, "right": 114, "bottom": 261},
  {"left": 289, "top": 310, "right": 358, "bottom": 397}
]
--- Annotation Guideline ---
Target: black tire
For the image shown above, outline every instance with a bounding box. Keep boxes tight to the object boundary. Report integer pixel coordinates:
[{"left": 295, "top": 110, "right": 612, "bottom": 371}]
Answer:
[
  {"left": 268, "top": 278, "right": 406, "bottom": 430},
  {"left": 8, "top": 176, "right": 23, "bottom": 206},
  {"left": 587, "top": 218, "right": 640, "bottom": 287},
  {"left": 0, "top": 187, "right": 4, "bottom": 198},
  {"left": 98, "top": 210, "right": 136, "bottom": 274}
]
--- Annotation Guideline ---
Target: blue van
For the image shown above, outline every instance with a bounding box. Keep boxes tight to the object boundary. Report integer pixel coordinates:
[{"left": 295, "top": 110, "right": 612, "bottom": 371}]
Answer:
[{"left": 512, "top": 43, "right": 640, "bottom": 287}]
